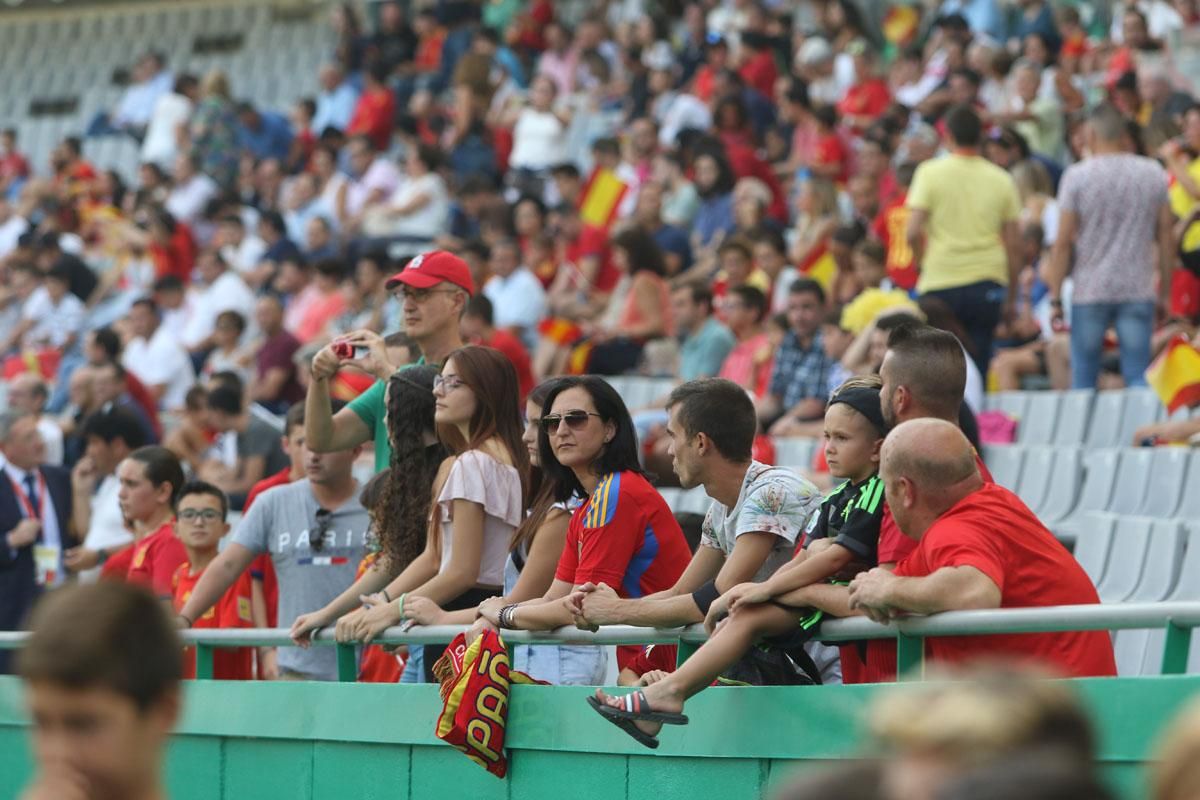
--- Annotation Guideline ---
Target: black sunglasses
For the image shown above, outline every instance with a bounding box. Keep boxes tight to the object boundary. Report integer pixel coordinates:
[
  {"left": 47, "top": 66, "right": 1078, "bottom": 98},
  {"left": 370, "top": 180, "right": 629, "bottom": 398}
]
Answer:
[
  {"left": 540, "top": 411, "right": 603, "bottom": 433},
  {"left": 312, "top": 508, "right": 332, "bottom": 552}
]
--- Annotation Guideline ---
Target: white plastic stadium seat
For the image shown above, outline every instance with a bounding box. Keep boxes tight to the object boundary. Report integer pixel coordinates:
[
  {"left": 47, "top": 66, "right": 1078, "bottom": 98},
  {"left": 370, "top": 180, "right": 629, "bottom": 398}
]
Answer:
[
  {"left": 1137, "top": 522, "right": 1200, "bottom": 675},
  {"left": 981, "top": 444, "right": 1022, "bottom": 491},
  {"left": 1117, "top": 387, "right": 1164, "bottom": 446},
  {"left": 1093, "top": 516, "right": 1153, "bottom": 603},
  {"left": 1053, "top": 449, "right": 1119, "bottom": 539},
  {"left": 1068, "top": 511, "right": 1118, "bottom": 587},
  {"left": 1106, "top": 448, "right": 1153, "bottom": 516},
  {"left": 1170, "top": 451, "right": 1200, "bottom": 522},
  {"left": 1085, "top": 392, "right": 1126, "bottom": 449},
  {"left": 1014, "top": 446, "right": 1055, "bottom": 515},
  {"left": 1017, "top": 391, "right": 1061, "bottom": 445},
  {"left": 1135, "top": 446, "right": 1190, "bottom": 517},
  {"left": 1112, "top": 519, "right": 1185, "bottom": 675}
]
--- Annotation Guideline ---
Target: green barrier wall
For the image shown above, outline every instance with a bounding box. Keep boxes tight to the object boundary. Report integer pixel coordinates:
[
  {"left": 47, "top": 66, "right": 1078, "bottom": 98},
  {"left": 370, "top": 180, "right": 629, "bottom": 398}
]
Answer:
[{"left": 1, "top": 676, "right": 1195, "bottom": 799}]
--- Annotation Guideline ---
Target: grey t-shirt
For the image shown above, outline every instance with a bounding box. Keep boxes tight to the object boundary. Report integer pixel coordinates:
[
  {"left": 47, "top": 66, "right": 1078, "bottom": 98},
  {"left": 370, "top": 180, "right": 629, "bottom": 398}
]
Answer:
[
  {"left": 699, "top": 461, "right": 822, "bottom": 581},
  {"left": 239, "top": 416, "right": 289, "bottom": 477},
  {"left": 232, "top": 479, "right": 369, "bottom": 679}
]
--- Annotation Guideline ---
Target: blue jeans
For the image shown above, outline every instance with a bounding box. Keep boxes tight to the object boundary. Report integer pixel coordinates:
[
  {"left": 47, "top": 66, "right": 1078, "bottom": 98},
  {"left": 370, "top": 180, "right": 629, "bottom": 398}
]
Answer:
[
  {"left": 1069, "top": 301, "right": 1155, "bottom": 389},
  {"left": 921, "top": 280, "right": 1006, "bottom": 377}
]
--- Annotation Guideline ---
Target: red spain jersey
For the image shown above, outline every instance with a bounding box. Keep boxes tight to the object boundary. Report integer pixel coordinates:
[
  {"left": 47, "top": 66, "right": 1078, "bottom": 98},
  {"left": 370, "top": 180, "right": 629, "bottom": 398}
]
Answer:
[
  {"left": 126, "top": 522, "right": 188, "bottom": 600},
  {"left": 173, "top": 562, "right": 255, "bottom": 680},
  {"left": 554, "top": 471, "right": 691, "bottom": 669}
]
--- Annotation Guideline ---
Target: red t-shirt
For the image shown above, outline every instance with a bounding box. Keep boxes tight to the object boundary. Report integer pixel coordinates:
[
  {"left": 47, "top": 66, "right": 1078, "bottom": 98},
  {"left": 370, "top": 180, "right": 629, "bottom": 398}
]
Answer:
[
  {"left": 813, "top": 132, "right": 851, "bottom": 185},
  {"left": 837, "top": 79, "right": 892, "bottom": 132},
  {"left": 149, "top": 222, "right": 198, "bottom": 283},
  {"left": 872, "top": 192, "right": 918, "bottom": 291},
  {"left": 244, "top": 468, "right": 293, "bottom": 630},
  {"left": 893, "top": 483, "right": 1116, "bottom": 678},
  {"left": 624, "top": 643, "right": 678, "bottom": 678},
  {"left": 483, "top": 329, "right": 534, "bottom": 402},
  {"left": 126, "top": 521, "right": 188, "bottom": 599},
  {"left": 173, "top": 561, "right": 255, "bottom": 680},
  {"left": 554, "top": 471, "right": 691, "bottom": 669},
  {"left": 738, "top": 49, "right": 778, "bottom": 99},
  {"left": 99, "top": 544, "right": 135, "bottom": 582},
  {"left": 0, "top": 151, "right": 30, "bottom": 182},
  {"left": 347, "top": 88, "right": 397, "bottom": 152},
  {"left": 124, "top": 375, "right": 163, "bottom": 439},
  {"left": 565, "top": 224, "right": 618, "bottom": 293},
  {"left": 864, "top": 453, "right": 993, "bottom": 682}
]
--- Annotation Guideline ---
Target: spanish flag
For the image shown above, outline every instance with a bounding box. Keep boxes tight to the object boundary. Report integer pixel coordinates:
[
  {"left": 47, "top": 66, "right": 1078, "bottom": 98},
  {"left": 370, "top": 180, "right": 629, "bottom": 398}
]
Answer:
[
  {"left": 882, "top": 5, "right": 920, "bottom": 46},
  {"left": 1146, "top": 336, "right": 1200, "bottom": 414},
  {"left": 579, "top": 167, "right": 629, "bottom": 229}
]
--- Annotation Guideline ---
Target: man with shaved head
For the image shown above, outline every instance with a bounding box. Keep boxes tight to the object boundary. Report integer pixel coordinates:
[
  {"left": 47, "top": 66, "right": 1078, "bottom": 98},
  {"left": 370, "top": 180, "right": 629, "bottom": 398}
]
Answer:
[{"left": 847, "top": 419, "right": 1116, "bottom": 678}]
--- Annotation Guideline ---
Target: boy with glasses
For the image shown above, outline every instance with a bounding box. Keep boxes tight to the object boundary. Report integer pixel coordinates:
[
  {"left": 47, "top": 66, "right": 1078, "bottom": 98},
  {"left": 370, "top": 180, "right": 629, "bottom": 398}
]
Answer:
[{"left": 170, "top": 481, "right": 261, "bottom": 680}]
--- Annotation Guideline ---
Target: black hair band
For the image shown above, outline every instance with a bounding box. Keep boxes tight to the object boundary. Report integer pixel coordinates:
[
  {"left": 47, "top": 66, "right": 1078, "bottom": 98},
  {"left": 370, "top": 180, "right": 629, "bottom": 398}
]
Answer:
[{"left": 829, "top": 386, "right": 888, "bottom": 437}]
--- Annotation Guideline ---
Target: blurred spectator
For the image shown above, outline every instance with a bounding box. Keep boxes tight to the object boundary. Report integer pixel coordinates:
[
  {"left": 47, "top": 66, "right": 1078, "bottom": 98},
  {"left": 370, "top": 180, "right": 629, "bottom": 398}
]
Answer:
[
  {"left": 86, "top": 51, "right": 173, "bottom": 140},
  {"left": 673, "top": 283, "right": 736, "bottom": 381},
  {"left": 164, "top": 154, "right": 218, "bottom": 227},
  {"left": 5, "top": 375, "right": 64, "bottom": 466},
  {"left": 179, "top": 250, "right": 256, "bottom": 355},
  {"left": 1043, "top": 104, "right": 1173, "bottom": 390},
  {"left": 346, "top": 61, "right": 396, "bottom": 152},
  {"left": 313, "top": 63, "right": 359, "bottom": 136},
  {"left": 189, "top": 70, "right": 241, "bottom": 189},
  {"left": 481, "top": 238, "right": 546, "bottom": 342},
  {"left": 0, "top": 128, "right": 30, "bottom": 201},
  {"left": 199, "top": 385, "right": 288, "bottom": 509},
  {"left": 237, "top": 101, "right": 294, "bottom": 163},
  {"left": 361, "top": 143, "right": 449, "bottom": 254},
  {"left": 337, "top": 135, "right": 402, "bottom": 235},
  {"left": 461, "top": 295, "right": 534, "bottom": 401},
  {"left": 760, "top": 278, "right": 834, "bottom": 436},
  {"left": 906, "top": 105, "right": 1021, "bottom": 375},
  {"left": 141, "top": 73, "right": 198, "bottom": 170},
  {"left": 717, "top": 285, "right": 770, "bottom": 396},
  {"left": 2, "top": 261, "right": 85, "bottom": 356},
  {"left": 91, "top": 361, "right": 158, "bottom": 446},
  {"left": 251, "top": 293, "right": 304, "bottom": 411},
  {"left": 120, "top": 297, "right": 196, "bottom": 412}
]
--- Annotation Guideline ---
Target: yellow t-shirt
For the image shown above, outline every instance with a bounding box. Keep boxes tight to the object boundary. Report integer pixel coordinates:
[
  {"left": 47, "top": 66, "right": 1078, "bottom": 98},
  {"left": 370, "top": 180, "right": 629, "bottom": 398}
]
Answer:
[
  {"left": 1169, "top": 156, "right": 1200, "bottom": 252},
  {"left": 907, "top": 154, "right": 1021, "bottom": 293}
]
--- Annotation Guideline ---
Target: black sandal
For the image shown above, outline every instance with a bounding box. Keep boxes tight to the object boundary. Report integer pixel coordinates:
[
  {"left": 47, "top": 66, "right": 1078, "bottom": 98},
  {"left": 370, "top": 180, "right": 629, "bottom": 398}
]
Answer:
[{"left": 587, "top": 692, "right": 688, "bottom": 748}]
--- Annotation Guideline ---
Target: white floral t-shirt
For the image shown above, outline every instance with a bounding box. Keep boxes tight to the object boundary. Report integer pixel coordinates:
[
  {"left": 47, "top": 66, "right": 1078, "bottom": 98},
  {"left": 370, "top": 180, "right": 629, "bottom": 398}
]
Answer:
[{"left": 699, "top": 461, "right": 823, "bottom": 581}]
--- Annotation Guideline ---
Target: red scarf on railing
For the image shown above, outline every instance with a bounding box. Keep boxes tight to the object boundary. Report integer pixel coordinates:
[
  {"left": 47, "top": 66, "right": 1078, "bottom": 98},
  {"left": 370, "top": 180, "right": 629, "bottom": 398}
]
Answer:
[{"left": 432, "top": 630, "right": 546, "bottom": 778}]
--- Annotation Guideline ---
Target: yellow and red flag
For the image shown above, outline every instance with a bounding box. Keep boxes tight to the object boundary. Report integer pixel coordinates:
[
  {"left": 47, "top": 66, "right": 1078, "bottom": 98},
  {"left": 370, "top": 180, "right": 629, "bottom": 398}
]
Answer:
[
  {"left": 433, "top": 630, "right": 546, "bottom": 778},
  {"left": 883, "top": 5, "right": 921, "bottom": 46},
  {"left": 1146, "top": 336, "right": 1200, "bottom": 414},
  {"left": 579, "top": 167, "right": 629, "bottom": 229}
]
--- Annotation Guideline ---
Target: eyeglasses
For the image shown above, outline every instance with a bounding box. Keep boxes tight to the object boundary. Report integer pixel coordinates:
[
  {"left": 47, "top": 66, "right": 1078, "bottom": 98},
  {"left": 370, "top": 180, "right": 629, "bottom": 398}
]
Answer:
[
  {"left": 433, "top": 374, "right": 467, "bottom": 393},
  {"left": 393, "top": 287, "right": 460, "bottom": 303},
  {"left": 178, "top": 508, "right": 223, "bottom": 523},
  {"left": 312, "top": 508, "right": 332, "bottom": 552},
  {"left": 540, "top": 411, "right": 603, "bottom": 433}
]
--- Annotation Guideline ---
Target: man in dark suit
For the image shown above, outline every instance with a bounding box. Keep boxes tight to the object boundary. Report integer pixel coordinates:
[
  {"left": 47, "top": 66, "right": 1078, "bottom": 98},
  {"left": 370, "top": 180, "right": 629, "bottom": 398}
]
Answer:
[{"left": 0, "top": 410, "right": 74, "bottom": 673}]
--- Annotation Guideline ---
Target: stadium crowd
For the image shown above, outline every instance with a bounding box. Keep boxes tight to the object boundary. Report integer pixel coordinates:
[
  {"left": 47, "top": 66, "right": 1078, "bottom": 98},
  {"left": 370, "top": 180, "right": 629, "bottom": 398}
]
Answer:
[{"left": 4, "top": 0, "right": 1200, "bottom": 744}]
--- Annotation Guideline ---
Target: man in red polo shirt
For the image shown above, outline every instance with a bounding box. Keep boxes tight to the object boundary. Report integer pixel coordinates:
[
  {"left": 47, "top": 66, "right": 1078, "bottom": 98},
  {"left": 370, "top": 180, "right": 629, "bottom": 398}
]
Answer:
[{"left": 848, "top": 419, "right": 1116, "bottom": 678}]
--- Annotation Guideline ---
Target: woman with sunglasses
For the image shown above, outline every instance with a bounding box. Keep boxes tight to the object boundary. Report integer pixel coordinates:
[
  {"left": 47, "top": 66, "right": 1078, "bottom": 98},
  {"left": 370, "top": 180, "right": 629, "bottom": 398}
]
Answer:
[
  {"left": 470, "top": 376, "right": 691, "bottom": 674},
  {"left": 342, "top": 346, "right": 530, "bottom": 681},
  {"left": 290, "top": 366, "right": 446, "bottom": 674},
  {"left": 401, "top": 379, "right": 608, "bottom": 684}
]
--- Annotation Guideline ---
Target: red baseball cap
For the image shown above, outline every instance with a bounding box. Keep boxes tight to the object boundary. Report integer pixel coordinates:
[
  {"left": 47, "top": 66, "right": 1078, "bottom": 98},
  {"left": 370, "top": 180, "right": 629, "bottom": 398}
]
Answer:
[{"left": 385, "top": 250, "right": 475, "bottom": 295}]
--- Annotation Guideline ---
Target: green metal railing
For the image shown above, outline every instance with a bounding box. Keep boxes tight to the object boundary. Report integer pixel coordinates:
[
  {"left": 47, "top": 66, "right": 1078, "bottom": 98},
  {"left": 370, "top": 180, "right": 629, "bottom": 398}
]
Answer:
[{"left": 4, "top": 601, "right": 1196, "bottom": 680}]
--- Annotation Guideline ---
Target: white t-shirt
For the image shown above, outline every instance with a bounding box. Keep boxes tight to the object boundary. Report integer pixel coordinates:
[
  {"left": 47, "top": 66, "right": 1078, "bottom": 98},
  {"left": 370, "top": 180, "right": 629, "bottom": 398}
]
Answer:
[
  {"left": 0, "top": 214, "right": 29, "bottom": 258},
  {"left": 79, "top": 474, "right": 132, "bottom": 583},
  {"left": 220, "top": 236, "right": 268, "bottom": 276},
  {"left": 22, "top": 287, "right": 85, "bottom": 348},
  {"left": 510, "top": 109, "right": 567, "bottom": 171},
  {"left": 141, "top": 92, "right": 193, "bottom": 168},
  {"left": 165, "top": 173, "right": 218, "bottom": 225},
  {"left": 122, "top": 325, "right": 196, "bottom": 410},
  {"left": 35, "top": 416, "right": 63, "bottom": 466},
  {"left": 482, "top": 268, "right": 547, "bottom": 331},
  {"left": 344, "top": 158, "right": 402, "bottom": 219},
  {"left": 700, "top": 461, "right": 823, "bottom": 581},
  {"left": 181, "top": 270, "right": 257, "bottom": 349},
  {"left": 365, "top": 173, "right": 449, "bottom": 241}
]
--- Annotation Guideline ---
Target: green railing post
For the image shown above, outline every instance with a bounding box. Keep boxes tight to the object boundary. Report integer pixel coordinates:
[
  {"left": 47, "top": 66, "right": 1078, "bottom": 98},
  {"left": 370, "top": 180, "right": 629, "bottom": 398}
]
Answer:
[
  {"left": 195, "top": 645, "right": 214, "bottom": 680},
  {"left": 336, "top": 643, "right": 357, "bottom": 682},
  {"left": 896, "top": 632, "right": 924, "bottom": 681},
  {"left": 676, "top": 636, "right": 699, "bottom": 667},
  {"left": 1162, "top": 621, "right": 1192, "bottom": 675}
]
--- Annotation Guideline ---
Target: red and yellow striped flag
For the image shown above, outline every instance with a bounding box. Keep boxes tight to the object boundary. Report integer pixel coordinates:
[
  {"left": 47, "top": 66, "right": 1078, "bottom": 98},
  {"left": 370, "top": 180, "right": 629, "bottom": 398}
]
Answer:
[
  {"left": 1146, "top": 336, "right": 1200, "bottom": 414},
  {"left": 579, "top": 167, "right": 629, "bottom": 229},
  {"left": 883, "top": 5, "right": 921, "bottom": 45}
]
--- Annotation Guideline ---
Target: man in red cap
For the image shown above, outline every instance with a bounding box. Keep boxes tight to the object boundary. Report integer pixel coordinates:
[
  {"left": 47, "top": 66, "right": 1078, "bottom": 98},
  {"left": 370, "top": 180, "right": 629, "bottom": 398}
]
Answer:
[{"left": 304, "top": 250, "right": 472, "bottom": 471}]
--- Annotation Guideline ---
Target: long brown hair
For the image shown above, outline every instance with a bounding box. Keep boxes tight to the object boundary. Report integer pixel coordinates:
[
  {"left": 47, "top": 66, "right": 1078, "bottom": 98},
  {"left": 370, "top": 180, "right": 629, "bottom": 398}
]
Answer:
[
  {"left": 510, "top": 379, "right": 563, "bottom": 556},
  {"left": 378, "top": 365, "right": 443, "bottom": 573},
  {"left": 436, "top": 346, "right": 531, "bottom": 505}
]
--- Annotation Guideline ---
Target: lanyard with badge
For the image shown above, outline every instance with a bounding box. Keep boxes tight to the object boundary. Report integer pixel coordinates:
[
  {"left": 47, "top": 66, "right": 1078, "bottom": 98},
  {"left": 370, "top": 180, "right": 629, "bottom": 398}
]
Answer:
[{"left": 9, "top": 472, "right": 60, "bottom": 586}]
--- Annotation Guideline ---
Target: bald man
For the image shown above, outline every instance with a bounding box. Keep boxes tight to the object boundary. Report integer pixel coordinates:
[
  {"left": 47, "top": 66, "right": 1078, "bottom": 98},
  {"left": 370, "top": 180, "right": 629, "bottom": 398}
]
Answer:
[{"left": 847, "top": 419, "right": 1116, "bottom": 678}]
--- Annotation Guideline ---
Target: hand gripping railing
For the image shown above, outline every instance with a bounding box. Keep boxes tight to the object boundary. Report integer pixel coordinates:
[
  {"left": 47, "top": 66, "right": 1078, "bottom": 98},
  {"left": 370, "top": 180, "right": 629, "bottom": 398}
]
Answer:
[{"left": 2, "top": 602, "right": 1198, "bottom": 681}]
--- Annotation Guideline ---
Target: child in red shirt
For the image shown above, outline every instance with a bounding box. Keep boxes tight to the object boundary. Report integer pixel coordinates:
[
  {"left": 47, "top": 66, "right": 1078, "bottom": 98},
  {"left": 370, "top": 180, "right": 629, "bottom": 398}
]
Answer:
[{"left": 172, "top": 481, "right": 261, "bottom": 680}]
